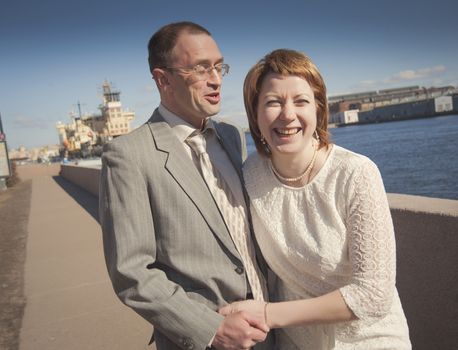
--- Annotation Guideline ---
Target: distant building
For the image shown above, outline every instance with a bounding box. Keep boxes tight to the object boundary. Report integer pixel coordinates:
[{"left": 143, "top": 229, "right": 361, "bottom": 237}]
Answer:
[
  {"left": 329, "top": 85, "right": 455, "bottom": 114},
  {"left": 357, "top": 96, "right": 456, "bottom": 124},
  {"left": 328, "top": 85, "right": 457, "bottom": 125},
  {"left": 9, "top": 145, "right": 60, "bottom": 162},
  {"left": 329, "top": 109, "right": 359, "bottom": 125},
  {"left": 434, "top": 96, "right": 453, "bottom": 113},
  {"left": 56, "top": 81, "right": 135, "bottom": 157},
  {"left": 9, "top": 146, "right": 29, "bottom": 161}
]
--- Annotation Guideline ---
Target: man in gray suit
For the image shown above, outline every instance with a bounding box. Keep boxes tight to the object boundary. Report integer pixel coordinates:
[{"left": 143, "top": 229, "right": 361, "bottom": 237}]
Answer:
[{"left": 99, "top": 22, "right": 270, "bottom": 350}]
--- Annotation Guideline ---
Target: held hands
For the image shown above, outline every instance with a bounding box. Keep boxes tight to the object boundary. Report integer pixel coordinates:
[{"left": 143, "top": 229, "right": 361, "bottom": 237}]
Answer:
[
  {"left": 219, "top": 300, "right": 268, "bottom": 327},
  {"left": 212, "top": 302, "right": 269, "bottom": 350}
]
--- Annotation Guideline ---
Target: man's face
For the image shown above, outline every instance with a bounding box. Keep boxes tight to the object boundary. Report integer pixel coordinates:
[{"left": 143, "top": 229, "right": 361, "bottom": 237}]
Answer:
[{"left": 163, "top": 32, "right": 224, "bottom": 128}]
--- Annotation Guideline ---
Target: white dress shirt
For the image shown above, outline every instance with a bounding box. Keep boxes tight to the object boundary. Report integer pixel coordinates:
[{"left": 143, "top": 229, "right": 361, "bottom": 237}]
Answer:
[{"left": 159, "top": 104, "right": 248, "bottom": 217}]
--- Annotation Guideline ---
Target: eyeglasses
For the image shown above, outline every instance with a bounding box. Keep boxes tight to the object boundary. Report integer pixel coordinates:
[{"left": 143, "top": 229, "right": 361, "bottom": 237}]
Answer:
[{"left": 163, "top": 63, "right": 230, "bottom": 80}]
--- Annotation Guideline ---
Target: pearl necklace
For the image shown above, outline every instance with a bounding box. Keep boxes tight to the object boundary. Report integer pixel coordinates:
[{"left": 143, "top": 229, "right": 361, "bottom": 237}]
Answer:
[{"left": 270, "top": 145, "right": 318, "bottom": 183}]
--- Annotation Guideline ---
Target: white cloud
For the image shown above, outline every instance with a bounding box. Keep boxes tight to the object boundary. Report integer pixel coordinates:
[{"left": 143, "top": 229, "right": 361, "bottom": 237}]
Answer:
[
  {"left": 12, "top": 115, "right": 50, "bottom": 129},
  {"left": 352, "top": 65, "right": 449, "bottom": 92},
  {"left": 385, "top": 65, "right": 446, "bottom": 83},
  {"left": 359, "top": 80, "right": 377, "bottom": 86}
]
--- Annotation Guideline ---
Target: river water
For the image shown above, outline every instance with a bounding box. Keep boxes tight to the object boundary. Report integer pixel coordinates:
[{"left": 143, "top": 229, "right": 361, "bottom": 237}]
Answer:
[{"left": 246, "top": 114, "right": 458, "bottom": 200}]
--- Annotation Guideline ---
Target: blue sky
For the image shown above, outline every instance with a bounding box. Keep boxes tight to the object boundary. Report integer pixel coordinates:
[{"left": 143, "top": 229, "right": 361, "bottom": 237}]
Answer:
[{"left": 1, "top": 0, "right": 457, "bottom": 149}]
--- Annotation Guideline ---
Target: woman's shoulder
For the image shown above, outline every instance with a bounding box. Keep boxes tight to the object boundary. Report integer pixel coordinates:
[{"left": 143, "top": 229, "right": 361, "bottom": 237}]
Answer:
[
  {"left": 329, "top": 145, "right": 385, "bottom": 197},
  {"left": 331, "top": 144, "right": 378, "bottom": 173}
]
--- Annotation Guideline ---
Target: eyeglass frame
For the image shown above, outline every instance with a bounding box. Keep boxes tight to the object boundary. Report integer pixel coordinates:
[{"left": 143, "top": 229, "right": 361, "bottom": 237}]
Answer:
[{"left": 160, "top": 62, "right": 230, "bottom": 80}]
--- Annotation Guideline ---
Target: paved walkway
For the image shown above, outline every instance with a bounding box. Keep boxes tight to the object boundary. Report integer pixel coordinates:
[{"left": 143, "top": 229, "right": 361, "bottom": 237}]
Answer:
[{"left": 17, "top": 165, "right": 153, "bottom": 349}]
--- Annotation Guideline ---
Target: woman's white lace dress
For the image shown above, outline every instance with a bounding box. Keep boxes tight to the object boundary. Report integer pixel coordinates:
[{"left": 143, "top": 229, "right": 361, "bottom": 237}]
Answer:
[{"left": 244, "top": 145, "right": 411, "bottom": 350}]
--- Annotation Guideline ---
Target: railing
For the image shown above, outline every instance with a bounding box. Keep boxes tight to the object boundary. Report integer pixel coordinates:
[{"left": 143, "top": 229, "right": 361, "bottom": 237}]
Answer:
[{"left": 60, "top": 164, "right": 458, "bottom": 350}]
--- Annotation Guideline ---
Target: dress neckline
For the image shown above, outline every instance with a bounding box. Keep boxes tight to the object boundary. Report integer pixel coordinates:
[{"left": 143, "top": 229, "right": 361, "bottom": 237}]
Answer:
[{"left": 267, "top": 144, "right": 336, "bottom": 190}]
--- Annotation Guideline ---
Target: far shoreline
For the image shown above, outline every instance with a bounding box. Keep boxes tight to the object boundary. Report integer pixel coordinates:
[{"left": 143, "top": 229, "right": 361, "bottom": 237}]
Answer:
[
  {"left": 332, "top": 111, "right": 458, "bottom": 128},
  {"left": 242, "top": 112, "right": 458, "bottom": 133}
]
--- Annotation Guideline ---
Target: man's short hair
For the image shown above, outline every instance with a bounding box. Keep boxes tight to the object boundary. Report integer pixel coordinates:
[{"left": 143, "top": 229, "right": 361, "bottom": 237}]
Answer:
[{"left": 148, "top": 21, "right": 211, "bottom": 75}]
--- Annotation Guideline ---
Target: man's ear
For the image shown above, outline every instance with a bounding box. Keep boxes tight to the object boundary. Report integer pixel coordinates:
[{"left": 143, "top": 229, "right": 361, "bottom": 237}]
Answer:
[{"left": 152, "top": 68, "right": 170, "bottom": 90}]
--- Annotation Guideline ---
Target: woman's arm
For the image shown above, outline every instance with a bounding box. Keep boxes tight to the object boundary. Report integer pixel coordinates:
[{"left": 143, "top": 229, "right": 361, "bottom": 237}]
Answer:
[
  {"left": 221, "top": 158, "right": 396, "bottom": 328},
  {"left": 338, "top": 159, "right": 396, "bottom": 320},
  {"left": 266, "top": 290, "right": 355, "bottom": 328},
  {"left": 220, "top": 289, "right": 354, "bottom": 329}
]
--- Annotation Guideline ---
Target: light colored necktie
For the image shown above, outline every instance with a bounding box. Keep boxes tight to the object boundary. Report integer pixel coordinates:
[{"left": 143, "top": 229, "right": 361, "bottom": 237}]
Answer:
[{"left": 186, "top": 130, "right": 266, "bottom": 301}]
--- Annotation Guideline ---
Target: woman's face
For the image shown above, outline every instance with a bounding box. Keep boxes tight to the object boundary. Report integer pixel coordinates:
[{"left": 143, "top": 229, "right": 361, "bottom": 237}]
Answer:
[{"left": 256, "top": 73, "right": 317, "bottom": 158}]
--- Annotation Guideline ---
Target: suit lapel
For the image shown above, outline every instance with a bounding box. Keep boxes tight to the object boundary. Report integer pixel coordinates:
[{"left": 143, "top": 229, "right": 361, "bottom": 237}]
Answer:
[
  {"left": 214, "top": 122, "right": 243, "bottom": 181},
  {"left": 214, "top": 121, "right": 253, "bottom": 208},
  {"left": 147, "top": 110, "right": 240, "bottom": 259},
  {"left": 214, "top": 122, "right": 269, "bottom": 276}
]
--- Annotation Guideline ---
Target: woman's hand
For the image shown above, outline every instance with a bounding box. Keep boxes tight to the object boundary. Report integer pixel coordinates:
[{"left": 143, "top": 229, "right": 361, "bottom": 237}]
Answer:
[{"left": 219, "top": 300, "right": 268, "bottom": 328}]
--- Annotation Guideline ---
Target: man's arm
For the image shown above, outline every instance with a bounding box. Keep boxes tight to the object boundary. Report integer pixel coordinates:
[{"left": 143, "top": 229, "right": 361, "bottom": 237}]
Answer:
[
  {"left": 99, "top": 141, "right": 267, "bottom": 349},
  {"left": 99, "top": 141, "right": 223, "bottom": 349}
]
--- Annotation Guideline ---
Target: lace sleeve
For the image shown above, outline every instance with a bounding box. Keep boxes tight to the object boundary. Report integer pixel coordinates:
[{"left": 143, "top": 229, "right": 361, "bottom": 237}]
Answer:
[{"left": 339, "top": 159, "right": 396, "bottom": 320}]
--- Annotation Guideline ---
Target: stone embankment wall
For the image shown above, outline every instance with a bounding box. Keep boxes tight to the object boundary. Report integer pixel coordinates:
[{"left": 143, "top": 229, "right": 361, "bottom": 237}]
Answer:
[
  {"left": 60, "top": 164, "right": 458, "bottom": 350},
  {"left": 59, "top": 164, "right": 100, "bottom": 197}
]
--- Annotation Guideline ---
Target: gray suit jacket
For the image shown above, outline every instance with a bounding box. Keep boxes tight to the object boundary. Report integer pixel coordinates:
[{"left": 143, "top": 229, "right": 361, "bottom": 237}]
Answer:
[{"left": 99, "top": 109, "right": 267, "bottom": 350}]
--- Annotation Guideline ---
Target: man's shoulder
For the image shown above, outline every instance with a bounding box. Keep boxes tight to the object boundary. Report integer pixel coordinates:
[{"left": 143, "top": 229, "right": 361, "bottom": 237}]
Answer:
[
  {"left": 103, "top": 123, "right": 153, "bottom": 152},
  {"left": 212, "top": 118, "right": 248, "bottom": 158},
  {"left": 212, "top": 118, "right": 247, "bottom": 144},
  {"left": 212, "top": 118, "right": 243, "bottom": 133}
]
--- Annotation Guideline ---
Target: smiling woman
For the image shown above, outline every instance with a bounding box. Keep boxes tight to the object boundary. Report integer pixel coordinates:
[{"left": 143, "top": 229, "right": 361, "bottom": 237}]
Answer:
[
  {"left": 255, "top": 74, "right": 319, "bottom": 181},
  {"left": 221, "top": 49, "right": 412, "bottom": 349},
  {"left": 243, "top": 49, "right": 333, "bottom": 186}
]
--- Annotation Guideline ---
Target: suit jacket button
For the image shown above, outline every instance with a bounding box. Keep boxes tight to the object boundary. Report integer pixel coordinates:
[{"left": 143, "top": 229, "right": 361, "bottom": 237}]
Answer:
[
  {"left": 235, "top": 266, "right": 244, "bottom": 274},
  {"left": 182, "top": 338, "right": 194, "bottom": 349}
]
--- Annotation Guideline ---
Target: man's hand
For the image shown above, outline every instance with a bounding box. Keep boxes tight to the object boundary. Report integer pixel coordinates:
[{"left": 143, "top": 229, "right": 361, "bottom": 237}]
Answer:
[
  {"left": 219, "top": 300, "right": 266, "bottom": 327},
  {"left": 211, "top": 311, "right": 269, "bottom": 350}
]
